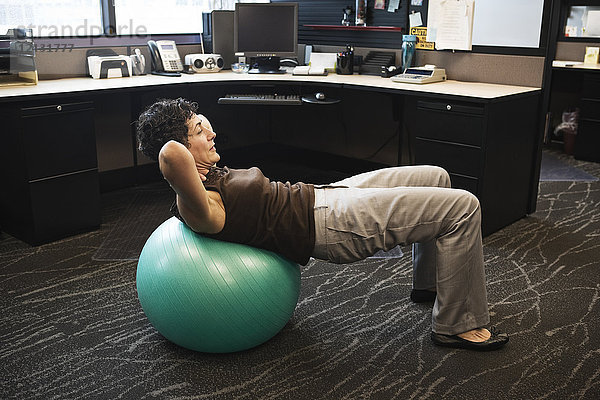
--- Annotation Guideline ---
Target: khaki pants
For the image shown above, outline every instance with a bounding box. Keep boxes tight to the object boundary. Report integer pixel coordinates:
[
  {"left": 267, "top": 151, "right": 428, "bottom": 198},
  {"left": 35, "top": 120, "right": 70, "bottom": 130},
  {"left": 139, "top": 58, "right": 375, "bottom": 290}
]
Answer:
[{"left": 312, "top": 166, "right": 490, "bottom": 335}]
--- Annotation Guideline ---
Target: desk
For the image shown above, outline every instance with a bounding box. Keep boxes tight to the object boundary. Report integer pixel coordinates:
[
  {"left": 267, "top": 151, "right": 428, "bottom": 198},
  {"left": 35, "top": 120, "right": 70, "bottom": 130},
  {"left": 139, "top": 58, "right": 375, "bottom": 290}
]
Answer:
[
  {"left": 0, "top": 72, "right": 539, "bottom": 100},
  {"left": 0, "top": 72, "right": 541, "bottom": 243}
]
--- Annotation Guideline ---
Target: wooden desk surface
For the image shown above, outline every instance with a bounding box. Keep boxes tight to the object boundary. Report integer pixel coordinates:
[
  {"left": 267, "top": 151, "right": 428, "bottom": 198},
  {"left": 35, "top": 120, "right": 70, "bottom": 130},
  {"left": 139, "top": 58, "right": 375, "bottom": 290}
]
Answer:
[
  {"left": 0, "top": 71, "right": 540, "bottom": 101},
  {"left": 552, "top": 60, "right": 600, "bottom": 71}
]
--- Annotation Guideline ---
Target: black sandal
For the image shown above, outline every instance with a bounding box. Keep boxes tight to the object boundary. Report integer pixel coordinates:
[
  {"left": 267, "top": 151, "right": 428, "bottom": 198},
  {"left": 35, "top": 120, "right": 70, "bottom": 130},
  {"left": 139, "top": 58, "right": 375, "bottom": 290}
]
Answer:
[{"left": 431, "top": 327, "right": 509, "bottom": 351}]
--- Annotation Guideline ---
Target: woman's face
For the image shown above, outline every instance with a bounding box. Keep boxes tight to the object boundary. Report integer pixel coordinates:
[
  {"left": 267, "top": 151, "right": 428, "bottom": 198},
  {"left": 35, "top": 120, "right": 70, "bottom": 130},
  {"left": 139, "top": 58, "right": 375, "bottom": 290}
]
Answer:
[{"left": 185, "top": 113, "right": 220, "bottom": 168}]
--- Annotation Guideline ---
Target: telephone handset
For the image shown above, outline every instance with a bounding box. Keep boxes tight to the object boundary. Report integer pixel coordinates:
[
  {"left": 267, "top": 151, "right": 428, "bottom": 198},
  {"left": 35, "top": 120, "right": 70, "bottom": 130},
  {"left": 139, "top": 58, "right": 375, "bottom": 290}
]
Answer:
[{"left": 147, "top": 40, "right": 183, "bottom": 76}]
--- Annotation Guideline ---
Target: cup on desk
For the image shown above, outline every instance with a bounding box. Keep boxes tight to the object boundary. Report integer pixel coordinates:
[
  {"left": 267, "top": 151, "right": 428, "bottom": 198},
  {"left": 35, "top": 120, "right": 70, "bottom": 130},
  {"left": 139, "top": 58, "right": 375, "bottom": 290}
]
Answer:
[
  {"left": 336, "top": 44, "right": 354, "bottom": 75},
  {"left": 231, "top": 62, "right": 250, "bottom": 73},
  {"left": 336, "top": 52, "right": 354, "bottom": 75}
]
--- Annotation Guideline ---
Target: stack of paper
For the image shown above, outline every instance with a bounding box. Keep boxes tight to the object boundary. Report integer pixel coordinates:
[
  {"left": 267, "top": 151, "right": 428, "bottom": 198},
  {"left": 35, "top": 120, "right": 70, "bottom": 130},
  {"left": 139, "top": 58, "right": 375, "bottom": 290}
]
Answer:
[{"left": 427, "top": 0, "right": 475, "bottom": 51}]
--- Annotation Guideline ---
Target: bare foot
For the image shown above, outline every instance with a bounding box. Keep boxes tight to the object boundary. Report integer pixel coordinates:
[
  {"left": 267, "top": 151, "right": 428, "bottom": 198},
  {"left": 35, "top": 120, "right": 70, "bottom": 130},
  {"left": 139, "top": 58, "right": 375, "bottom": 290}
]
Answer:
[{"left": 457, "top": 328, "right": 491, "bottom": 342}]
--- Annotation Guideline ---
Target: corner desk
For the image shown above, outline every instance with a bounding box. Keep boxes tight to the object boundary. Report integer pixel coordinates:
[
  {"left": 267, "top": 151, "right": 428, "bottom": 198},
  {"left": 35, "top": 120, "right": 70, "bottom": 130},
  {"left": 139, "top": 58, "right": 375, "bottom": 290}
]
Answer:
[{"left": 0, "top": 72, "right": 541, "bottom": 244}]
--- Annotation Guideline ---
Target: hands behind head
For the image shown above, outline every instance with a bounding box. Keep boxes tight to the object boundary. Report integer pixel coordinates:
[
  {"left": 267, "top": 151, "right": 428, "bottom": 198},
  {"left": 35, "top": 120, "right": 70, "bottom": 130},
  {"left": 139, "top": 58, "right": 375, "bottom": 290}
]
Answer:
[{"left": 159, "top": 140, "right": 208, "bottom": 183}]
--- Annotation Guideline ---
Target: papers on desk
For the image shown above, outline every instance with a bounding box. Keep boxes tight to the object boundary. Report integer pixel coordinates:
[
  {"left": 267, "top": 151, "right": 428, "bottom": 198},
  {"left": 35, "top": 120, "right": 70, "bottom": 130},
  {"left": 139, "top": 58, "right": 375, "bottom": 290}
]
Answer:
[
  {"left": 292, "top": 66, "right": 327, "bottom": 76},
  {"left": 427, "top": 0, "right": 474, "bottom": 51},
  {"left": 307, "top": 53, "right": 337, "bottom": 71},
  {"left": 552, "top": 60, "right": 584, "bottom": 68},
  {"left": 292, "top": 52, "right": 335, "bottom": 76}
]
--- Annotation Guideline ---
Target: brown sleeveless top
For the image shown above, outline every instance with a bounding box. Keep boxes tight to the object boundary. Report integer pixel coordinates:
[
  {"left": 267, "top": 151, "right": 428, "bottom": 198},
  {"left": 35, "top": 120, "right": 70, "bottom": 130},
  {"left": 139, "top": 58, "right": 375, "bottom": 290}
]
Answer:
[{"left": 171, "top": 166, "right": 315, "bottom": 265}]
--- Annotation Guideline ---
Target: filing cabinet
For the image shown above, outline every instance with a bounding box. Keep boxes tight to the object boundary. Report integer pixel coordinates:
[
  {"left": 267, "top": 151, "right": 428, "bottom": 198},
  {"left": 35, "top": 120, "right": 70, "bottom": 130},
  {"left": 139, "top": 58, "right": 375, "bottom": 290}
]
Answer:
[
  {"left": 574, "top": 72, "right": 600, "bottom": 162},
  {"left": 405, "top": 94, "right": 539, "bottom": 235},
  {"left": 410, "top": 98, "right": 485, "bottom": 195},
  {"left": 0, "top": 100, "right": 100, "bottom": 245}
]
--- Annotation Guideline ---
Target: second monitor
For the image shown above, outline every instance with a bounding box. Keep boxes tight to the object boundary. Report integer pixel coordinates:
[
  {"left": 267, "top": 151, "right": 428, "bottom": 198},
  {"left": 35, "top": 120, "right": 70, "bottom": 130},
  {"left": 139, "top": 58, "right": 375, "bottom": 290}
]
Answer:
[{"left": 234, "top": 2, "right": 298, "bottom": 74}]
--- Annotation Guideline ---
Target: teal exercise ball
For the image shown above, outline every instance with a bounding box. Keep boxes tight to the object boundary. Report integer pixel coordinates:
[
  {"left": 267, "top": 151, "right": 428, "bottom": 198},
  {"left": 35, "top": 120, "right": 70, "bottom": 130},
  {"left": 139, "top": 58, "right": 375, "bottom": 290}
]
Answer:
[{"left": 136, "top": 217, "right": 301, "bottom": 353}]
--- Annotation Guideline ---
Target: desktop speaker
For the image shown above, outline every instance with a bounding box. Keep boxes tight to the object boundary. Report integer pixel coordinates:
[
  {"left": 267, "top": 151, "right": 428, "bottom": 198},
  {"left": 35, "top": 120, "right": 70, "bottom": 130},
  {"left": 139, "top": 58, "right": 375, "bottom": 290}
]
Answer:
[
  {"left": 184, "top": 54, "right": 224, "bottom": 73},
  {"left": 211, "top": 10, "right": 235, "bottom": 70}
]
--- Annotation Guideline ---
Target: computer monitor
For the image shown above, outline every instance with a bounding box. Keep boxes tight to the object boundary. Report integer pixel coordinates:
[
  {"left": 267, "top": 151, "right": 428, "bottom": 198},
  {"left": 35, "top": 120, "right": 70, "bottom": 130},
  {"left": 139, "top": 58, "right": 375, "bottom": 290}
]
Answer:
[{"left": 234, "top": 2, "right": 298, "bottom": 74}]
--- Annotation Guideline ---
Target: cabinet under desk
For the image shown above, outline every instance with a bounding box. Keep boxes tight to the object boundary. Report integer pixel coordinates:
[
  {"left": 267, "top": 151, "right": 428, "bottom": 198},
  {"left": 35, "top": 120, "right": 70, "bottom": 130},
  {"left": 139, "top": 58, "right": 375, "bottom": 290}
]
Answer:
[{"left": 0, "top": 73, "right": 541, "bottom": 242}]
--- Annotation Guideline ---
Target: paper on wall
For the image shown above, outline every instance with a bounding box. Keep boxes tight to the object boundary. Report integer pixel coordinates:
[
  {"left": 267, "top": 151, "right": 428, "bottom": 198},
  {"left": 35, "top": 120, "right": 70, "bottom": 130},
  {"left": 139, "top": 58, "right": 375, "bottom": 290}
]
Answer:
[
  {"left": 427, "top": 0, "right": 475, "bottom": 51},
  {"left": 585, "top": 10, "right": 600, "bottom": 37},
  {"left": 426, "top": 0, "right": 442, "bottom": 42},
  {"left": 388, "top": 0, "right": 400, "bottom": 12},
  {"left": 409, "top": 12, "right": 423, "bottom": 27}
]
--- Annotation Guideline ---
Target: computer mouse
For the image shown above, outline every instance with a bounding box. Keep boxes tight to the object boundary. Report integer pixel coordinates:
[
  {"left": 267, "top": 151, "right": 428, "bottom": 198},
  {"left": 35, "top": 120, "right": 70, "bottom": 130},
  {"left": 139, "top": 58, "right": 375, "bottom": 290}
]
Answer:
[
  {"left": 315, "top": 92, "right": 326, "bottom": 101},
  {"left": 280, "top": 58, "right": 299, "bottom": 67}
]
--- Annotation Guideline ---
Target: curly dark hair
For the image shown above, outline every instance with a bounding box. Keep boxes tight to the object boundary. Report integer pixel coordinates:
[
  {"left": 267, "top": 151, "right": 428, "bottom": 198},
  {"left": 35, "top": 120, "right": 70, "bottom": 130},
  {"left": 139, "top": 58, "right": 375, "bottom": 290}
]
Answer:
[{"left": 136, "top": 98, "right": 198, "bottom": 160}]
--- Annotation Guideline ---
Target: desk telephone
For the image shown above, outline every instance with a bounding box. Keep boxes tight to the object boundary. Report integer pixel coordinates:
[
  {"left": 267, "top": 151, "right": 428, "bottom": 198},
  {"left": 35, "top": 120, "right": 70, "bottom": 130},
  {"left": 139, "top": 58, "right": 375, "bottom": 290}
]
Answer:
[{"left": 147, "top": 40, "right": 183, "bottom": 76}]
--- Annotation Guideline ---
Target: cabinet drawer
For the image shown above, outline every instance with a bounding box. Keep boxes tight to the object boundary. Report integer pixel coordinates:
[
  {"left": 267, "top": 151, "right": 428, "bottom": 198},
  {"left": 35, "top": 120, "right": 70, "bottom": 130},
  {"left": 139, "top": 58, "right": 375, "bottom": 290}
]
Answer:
[
  {"left": 414, "top": 137, "right": 482, "bottom": 177},
  {"left": 417, "top": 100, "right": 485, "bottom": 115},
  {"left": 582, "top": 73, "right": 600, "bottom": 99},
  {"left": 21, "top": 101, "right": 93, "bottom": 116},
  {"left": 28, "top": 169, "right": 100, "bottom": 244},
  {"left": 21, "top": 101, "right": 97, "bottom": 180},
  {"left": 415, "top": 100, "right": 484, "bottom": 146},
  {"left": 580, "top": 98, "right": 600, "bottom": 121},
  {"left": 574, "top": 119, "right": 600, "bottom": 162},
  {"left": 449, "top": 173, "right": 479, "bottom": 194}
]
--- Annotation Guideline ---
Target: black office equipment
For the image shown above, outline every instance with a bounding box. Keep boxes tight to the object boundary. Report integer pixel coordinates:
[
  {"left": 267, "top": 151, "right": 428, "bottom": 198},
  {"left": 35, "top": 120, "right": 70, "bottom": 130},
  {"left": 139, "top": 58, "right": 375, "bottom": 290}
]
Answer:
[
  {"left": 574, "top": 72, "right": 600, "bottom": 162},
  {"left": 360, "top": 51, "right": 395, "bottom": 76},
  {"left": 218, "top": 94, "right": 302, "bottom": 105},
  {"left": 0, "top": 101, "right": 100, "bottom": 244},
  {"left": 147, "top": 40, "right": 183, "bottom": 76},
  {"left": 0, "top": 74, "right": 541, "bottom": 240},
  {"left": 301, "top": 92, "right": 341, "bottom": 105},
  {"left": 203, "top": 10, "right": 235, "bottom": 70},
  {"left": 234, "top": 2, "right": 298, "bottom": 74},
  {"left": 336, "top": 45, "right": 354, "bottom": 75}
]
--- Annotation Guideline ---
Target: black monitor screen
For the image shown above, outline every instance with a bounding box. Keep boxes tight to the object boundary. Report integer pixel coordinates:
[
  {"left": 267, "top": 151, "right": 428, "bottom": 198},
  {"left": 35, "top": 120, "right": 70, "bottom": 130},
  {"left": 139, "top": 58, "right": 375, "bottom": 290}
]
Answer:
[{"left": 234, "top": 3, "right": 298, "bottom": 58}]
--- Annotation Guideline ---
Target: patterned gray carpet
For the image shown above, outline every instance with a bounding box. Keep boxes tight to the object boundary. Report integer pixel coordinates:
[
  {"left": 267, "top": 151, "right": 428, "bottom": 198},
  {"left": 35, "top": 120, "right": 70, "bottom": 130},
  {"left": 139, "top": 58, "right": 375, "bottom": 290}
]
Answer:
[
  {"left": 1, "top": 149, "right": 599, "bottom": 399},
  {"left": 539, "top": 150, "right": 598, "bottom": 182}
]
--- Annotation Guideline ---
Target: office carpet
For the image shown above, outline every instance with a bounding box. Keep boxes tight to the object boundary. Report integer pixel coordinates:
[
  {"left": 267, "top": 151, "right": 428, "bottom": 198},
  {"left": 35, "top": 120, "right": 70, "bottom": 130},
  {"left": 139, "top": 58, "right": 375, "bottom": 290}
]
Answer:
[
  {"left": 539, "top": 150, "right": 599, "bottom": 182},
  {"left": 92, "top": 183, "right": 173, "bottom": 261},
  {"left": 1, "top": 149, "right": 599, "bottom": 399}
]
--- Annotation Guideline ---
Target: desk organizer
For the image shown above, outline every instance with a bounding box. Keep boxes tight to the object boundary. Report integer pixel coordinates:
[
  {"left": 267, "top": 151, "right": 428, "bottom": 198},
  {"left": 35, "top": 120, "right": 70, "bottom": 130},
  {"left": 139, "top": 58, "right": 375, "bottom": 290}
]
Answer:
[
  {"left": 359, "top": 51, "right": 395, "bottom": 76},
  {"left": 0, "top": 28, "right": 38, "bottom": 87}
]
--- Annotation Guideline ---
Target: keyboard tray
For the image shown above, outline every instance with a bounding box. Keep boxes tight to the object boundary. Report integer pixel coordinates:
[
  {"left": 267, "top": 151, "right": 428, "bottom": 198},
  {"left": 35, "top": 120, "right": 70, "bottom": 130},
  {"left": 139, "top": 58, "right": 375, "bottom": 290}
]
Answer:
[{"left": 218, "top": 94, "right": 302, "bottom": 105}]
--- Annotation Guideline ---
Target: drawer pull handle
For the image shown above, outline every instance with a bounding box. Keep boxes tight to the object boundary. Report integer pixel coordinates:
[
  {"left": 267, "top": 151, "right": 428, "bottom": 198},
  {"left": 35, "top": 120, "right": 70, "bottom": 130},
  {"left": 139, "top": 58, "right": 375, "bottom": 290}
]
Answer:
[
  {"left": 446, "top": 104, "right": 452, "bottom": 111},
  {"left": 56, "top": 105, "right": 62, "bottom": 111}
]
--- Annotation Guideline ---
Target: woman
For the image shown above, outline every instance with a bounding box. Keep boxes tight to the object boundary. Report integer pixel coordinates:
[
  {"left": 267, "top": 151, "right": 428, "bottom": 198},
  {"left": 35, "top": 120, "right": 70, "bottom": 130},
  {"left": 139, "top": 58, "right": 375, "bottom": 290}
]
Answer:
[{"left": 136, "top": 98, "right": 508, "bottom": 351}]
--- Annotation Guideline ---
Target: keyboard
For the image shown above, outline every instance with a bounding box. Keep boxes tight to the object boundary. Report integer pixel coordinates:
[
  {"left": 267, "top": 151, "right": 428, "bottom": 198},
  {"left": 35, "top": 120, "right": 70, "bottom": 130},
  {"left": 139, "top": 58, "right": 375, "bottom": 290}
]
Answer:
[{"left": 217, "top": 94, "right": 302, "bottom": 105}]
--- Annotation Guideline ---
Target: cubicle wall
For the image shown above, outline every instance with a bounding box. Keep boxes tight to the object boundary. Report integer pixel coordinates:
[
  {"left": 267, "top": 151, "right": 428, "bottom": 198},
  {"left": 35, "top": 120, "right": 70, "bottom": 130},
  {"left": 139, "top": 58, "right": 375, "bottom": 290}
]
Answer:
[
  {"left": 35, "top": 44, "right": 202, "bottom": 80},
  {"left": 415, "top": 51, "right": 545, "bottom": 87},
  {"left": 555, "top": 41, "right": 600, "bottom": 61}
]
